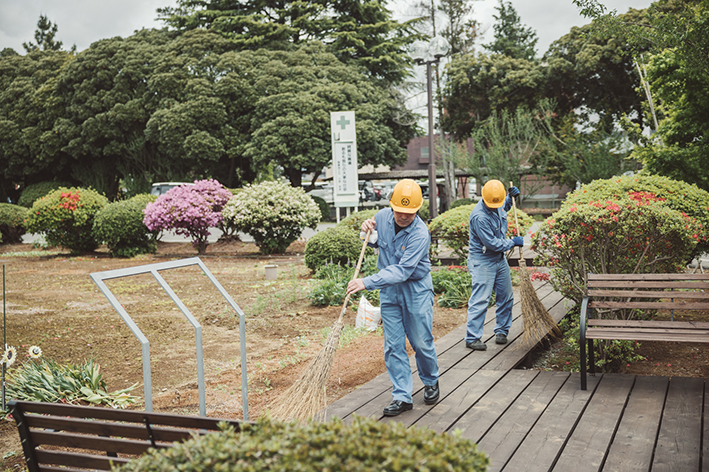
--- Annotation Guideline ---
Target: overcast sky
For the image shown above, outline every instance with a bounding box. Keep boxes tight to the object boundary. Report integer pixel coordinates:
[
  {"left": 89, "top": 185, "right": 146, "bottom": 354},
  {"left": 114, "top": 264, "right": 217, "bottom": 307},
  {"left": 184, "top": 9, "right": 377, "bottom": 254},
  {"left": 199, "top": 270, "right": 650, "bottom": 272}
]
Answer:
[{"left": 2, "top": 0, "right": 653, "bottom": 56}]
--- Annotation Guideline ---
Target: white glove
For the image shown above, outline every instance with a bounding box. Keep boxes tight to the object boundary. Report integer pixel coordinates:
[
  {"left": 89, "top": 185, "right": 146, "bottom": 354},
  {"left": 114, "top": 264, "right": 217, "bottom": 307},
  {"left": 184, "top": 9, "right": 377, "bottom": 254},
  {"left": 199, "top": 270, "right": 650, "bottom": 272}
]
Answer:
[{"left": 360, "top": 230, "right": 378, "bottom": 244}]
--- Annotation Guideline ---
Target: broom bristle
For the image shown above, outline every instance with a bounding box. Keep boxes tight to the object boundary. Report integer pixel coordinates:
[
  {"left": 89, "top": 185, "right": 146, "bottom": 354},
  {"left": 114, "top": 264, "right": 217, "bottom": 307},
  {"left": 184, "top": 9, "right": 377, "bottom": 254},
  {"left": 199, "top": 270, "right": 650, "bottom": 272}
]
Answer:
[
  {"left": 518, "top": 262, "right": 561, "bottom": 350},
  {"left": 268, "top": 320, "right": 345, "bottom": 422}
]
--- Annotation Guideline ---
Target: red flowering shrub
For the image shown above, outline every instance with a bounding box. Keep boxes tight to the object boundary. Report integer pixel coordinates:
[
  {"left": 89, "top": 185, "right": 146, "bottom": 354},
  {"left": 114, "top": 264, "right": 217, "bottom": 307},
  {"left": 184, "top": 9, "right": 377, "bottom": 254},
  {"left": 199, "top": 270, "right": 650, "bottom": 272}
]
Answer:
[
  {"left": 25, "top": 187, "right": 108, "bottom": 252},
  {"left": 532, "top": 179, "right": 704, "bottom": 306}
]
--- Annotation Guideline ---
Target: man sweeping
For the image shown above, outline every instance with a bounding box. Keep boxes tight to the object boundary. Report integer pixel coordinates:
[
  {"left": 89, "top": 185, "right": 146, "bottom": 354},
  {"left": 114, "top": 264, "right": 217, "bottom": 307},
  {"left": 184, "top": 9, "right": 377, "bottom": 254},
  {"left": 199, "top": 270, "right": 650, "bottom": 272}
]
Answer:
[
  {"left": 346, "top": 179, "right": 440, "bottom": 417},
  {"left": 465, "top": 179, "right": 523, "bottom": 351}
]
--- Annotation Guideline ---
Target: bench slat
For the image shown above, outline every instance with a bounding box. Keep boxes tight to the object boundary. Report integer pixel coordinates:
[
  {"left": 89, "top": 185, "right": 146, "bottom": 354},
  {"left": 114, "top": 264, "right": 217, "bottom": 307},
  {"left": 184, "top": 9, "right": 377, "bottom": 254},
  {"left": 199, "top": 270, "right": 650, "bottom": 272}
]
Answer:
[
  {"left": 589, "top": 301, "right": 709, "bottom": 310},
  {"left": 588, "top": 280, "right": 709, "bottom": 290},
  {"left": 26, "top": 416, "right": 206, "bottom": 443},
  {"left": 588, "top": 320, "right": 709, "bottom": 330},
  {"left": 35, "top": 449, "right": 130, "bottom": 471},
  {"left": 586, "top": 328, "right": 709, "bottom": 343},
  {"left": 587, "top": 289, "right": 708, "bottom": 300},
  {"left": 588, "top": 274, "right": 709, "bottom": 281},
  {"left": 31, "top": 431, "right": 172, "bottom": 455}
]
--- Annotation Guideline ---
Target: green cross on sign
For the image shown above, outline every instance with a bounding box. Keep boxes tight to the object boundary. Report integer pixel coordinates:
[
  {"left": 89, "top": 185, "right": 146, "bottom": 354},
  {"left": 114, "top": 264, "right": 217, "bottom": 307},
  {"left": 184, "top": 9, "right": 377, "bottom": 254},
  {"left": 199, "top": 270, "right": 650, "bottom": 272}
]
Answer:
[{"left": 336, "top": 115, "right": 350, "bottom": 130}]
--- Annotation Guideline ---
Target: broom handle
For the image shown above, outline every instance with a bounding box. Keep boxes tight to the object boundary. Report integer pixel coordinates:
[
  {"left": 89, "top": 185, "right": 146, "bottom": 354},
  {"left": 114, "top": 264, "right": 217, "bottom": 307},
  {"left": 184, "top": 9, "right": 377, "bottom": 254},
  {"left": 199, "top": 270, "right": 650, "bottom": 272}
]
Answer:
[
  {"left": 509, "top": 181, "right": 523, "bottom": 261},
  {"left": 337, "top": 229, "right": 371, "bottom": 323}
]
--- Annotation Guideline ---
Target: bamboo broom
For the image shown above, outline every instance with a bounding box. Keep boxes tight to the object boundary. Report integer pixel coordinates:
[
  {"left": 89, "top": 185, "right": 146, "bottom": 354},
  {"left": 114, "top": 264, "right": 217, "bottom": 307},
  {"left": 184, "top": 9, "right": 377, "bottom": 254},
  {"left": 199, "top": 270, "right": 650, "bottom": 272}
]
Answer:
[
  {"left": 268, "top": 230, "right": 371, "bottom": 422},
  {"left": 510, "top": 183, "right": 561, "bottom": 349}
]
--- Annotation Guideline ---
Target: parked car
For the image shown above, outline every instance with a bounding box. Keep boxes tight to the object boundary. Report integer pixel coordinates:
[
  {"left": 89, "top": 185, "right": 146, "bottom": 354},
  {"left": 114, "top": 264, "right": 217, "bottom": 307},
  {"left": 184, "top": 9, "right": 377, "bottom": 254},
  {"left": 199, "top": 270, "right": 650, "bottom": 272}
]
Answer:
[{"left": 150, "top": 182, "right": 193, "bottom": 196}]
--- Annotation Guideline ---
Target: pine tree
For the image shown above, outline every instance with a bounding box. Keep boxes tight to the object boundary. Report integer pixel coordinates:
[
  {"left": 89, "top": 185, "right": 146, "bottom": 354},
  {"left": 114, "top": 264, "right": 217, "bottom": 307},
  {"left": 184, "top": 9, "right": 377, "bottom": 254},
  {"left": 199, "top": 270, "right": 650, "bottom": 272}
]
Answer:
[{"left": 483, "top": 0, "right": 538, "bottom": 61}]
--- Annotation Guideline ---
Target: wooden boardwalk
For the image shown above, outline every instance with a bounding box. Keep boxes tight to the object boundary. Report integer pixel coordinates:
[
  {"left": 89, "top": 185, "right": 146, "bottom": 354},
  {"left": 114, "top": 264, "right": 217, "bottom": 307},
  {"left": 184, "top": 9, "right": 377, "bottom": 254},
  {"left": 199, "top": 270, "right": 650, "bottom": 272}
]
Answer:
[{"left": 325, "top": 280, "right": 709, "bottom": 472}]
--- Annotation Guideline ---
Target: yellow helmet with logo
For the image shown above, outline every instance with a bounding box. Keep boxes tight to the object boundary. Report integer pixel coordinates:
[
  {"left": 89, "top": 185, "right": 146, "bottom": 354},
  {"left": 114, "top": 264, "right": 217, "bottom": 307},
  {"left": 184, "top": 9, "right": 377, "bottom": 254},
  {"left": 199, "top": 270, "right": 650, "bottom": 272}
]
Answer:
[
  {"left": 482, "top": 179, "right": 506, "bottom": 208},
  {"left": 390, "top": 179, "right": 423, "bottom": 214}
]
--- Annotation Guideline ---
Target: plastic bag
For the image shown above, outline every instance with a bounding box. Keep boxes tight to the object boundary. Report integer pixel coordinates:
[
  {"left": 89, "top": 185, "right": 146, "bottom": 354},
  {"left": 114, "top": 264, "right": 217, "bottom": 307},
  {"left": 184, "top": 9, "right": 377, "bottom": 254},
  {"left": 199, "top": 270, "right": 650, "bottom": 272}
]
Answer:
[{"left": 355, "top": 296, "right": 381, "bottom": 331}]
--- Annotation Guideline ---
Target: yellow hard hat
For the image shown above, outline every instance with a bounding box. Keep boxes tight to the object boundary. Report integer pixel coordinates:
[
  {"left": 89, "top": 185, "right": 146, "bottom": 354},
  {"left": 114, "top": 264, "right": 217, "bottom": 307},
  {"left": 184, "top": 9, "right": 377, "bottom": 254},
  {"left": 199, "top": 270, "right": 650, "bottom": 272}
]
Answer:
[
  {"left": 482, "top": 180, "right": 506, "bottom": 208},
  {"left": 390, "top": 179, "right": 423, "bottom": 214}
]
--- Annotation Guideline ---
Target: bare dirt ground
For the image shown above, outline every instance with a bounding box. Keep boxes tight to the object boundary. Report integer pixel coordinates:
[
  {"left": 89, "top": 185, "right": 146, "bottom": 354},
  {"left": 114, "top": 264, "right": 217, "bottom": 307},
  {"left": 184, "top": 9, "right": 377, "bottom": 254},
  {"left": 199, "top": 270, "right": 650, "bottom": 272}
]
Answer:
[{"left": 0, "top": 239, "right": 468, "bottom": 470}]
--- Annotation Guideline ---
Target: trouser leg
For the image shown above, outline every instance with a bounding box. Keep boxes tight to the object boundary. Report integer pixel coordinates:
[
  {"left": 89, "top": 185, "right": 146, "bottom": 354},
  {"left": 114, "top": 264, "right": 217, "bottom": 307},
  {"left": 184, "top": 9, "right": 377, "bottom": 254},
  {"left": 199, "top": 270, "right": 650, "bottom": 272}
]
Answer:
[{"left": 466, "top": 260, "right": 495, "bottom": 343}]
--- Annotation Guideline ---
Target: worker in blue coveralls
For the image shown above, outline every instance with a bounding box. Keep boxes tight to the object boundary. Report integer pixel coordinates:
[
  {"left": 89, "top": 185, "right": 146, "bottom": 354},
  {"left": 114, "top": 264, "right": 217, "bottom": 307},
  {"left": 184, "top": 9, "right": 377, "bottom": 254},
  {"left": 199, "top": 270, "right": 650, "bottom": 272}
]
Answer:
[
  {"left": 465, "top": 179, "right": 523, "bottom": 351},
  {"left": 346, "top": 179, "right": 440, "bottom": 417}
]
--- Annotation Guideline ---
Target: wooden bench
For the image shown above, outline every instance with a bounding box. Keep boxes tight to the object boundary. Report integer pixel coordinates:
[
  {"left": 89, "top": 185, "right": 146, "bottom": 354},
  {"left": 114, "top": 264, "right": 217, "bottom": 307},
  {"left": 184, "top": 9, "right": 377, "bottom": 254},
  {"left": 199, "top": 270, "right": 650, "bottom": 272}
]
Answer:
[
  {"left": 9, "top": 400, "right": 246, "bottom": 472},
  {"left": 579, "top": 273, "right": 709, "bottom": 390}
]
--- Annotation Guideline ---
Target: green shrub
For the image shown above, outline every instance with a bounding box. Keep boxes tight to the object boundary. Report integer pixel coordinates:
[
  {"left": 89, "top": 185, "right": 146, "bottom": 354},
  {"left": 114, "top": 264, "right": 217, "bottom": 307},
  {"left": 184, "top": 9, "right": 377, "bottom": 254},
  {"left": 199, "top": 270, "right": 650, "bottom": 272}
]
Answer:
[
  {"left": 308, "top": 255, "right": 379, "bottom": 307},
  {"left": 18, "top": 181, "right": 73, "bottom": 208},
  {"left": 311, "top": 195, "right": 330, "bottom": 222},
  {"left": 92, "top": 194, "right": 160, "bottom": 258},
  {"left": 451, "top": 197, "right": 476, "bottom": 209},
  {"left": 533, "top": 176, "right": 704, "bottom": 307},
  {"left": 304, "top": 226, "right": 363, "bottom": 272},
  {"left": 0, "top": 203, "right": 28, "bottom": 244},
  {"left": 429, "top": 204, "right": 534, "bottom": 260},
  {"left": 418, "top": 198, "right": 430, "bottom": 221},
  {"left": 222, "top": 180, "right": 320, "bottom": 254},
  {"left": 563, "top": 173, "right": 709, "bottom": 257},
  {"left": 25, "top": 187, "right": 108, "bottom": 252},
  {"left": 336, "top": 209, "right": 379, "bottom": 233},
  {"left": 115, "top": 415, "right": 488, "bottom": 472}
]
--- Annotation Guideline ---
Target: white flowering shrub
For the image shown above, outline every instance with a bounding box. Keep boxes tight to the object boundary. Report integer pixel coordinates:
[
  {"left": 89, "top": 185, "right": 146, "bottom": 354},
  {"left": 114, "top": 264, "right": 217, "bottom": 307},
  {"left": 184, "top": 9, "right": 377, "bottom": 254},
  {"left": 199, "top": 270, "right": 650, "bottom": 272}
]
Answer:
[{"left": 222, "top": 180, "right": 321, "bottom": 254}]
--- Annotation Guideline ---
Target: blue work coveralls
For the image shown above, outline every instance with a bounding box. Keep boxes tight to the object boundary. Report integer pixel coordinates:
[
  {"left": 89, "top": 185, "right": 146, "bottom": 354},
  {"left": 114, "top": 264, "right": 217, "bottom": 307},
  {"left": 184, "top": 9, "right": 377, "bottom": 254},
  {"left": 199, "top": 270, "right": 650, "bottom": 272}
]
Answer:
[
  {"left": 465, "top": 196, "right": 516, "bottom": 343},
  {"left": 361, "top": 208, "right": 439, "bottom": 403}
]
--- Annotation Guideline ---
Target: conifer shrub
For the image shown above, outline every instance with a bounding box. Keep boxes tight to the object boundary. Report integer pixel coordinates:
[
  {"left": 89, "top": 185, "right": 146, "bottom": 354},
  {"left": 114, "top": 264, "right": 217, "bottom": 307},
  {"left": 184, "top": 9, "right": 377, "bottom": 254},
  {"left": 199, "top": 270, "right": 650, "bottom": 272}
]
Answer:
[
  {"left": 25, "top": 187, "right": 108, "bottom": 252},
  {"left": 115, "top": 415, "right": 489, "bottom": 472},
  {"left": 221, "top": 180, "right": 320, "bottom": 254},
  {"left": 0, "top": 203, "right": 28, "bottom": 244},
  {"left": 93, "top": 194, "right": 159, "bottom": 258},
  {"left": 311, "top": 195, "right": 330, "bottom": 222}
]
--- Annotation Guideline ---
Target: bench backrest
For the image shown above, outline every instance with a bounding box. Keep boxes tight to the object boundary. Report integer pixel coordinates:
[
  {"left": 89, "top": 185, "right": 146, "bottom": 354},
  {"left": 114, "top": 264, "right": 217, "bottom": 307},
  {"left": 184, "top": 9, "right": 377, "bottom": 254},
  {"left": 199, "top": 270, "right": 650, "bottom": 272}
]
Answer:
[
  {"left": 9, "top": 400, "right": 245, "bottom": 472},
  {"left": 586, "top": 273, "right": 709, "bottom": 312}
]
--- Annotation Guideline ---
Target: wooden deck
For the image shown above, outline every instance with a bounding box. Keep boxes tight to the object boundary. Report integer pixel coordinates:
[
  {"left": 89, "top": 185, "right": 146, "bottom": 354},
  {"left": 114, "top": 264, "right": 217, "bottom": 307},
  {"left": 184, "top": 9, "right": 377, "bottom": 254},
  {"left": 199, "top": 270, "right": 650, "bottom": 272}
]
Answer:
[{"left": 325, "top": 280, "right": 709, "bottom": 472}]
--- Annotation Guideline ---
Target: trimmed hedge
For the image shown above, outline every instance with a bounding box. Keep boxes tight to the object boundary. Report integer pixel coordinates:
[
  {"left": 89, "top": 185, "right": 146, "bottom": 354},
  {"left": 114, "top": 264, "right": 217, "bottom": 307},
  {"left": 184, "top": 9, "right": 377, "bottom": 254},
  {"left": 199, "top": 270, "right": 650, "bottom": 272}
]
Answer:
[
  {"left": 18, "top": 181, "right": 73, "bottom": 208},
  {"left": 304, "top": 226, "right": 363, "bottom": 272},
  {"left": 115, "top": 415, "right": 489, "bottom": 472},
  {"left": 0, "top": 203, "right": 28, "bottom": 244},
  {"left": 93, "top": 194, "right": 160, "bottom": 258},
  {"left": 311, "top": 195, "right": 330, "bottom": 222},
  {"left": 335, "top": 209, "right": 378, "bottom": 233},
  {"left": 25, "top": 187, "right": 108, "bottom": 252}
]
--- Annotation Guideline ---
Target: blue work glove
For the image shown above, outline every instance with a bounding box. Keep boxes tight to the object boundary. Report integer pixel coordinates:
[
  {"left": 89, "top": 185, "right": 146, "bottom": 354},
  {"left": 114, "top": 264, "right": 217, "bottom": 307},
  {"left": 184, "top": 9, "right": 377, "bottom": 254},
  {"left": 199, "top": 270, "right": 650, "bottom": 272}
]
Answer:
[
  {"left": 512, "top": 236, "right": 524, "bottom": 247},
  {"left": 508, "top": 186, "right": 520, "bottom": 198}
]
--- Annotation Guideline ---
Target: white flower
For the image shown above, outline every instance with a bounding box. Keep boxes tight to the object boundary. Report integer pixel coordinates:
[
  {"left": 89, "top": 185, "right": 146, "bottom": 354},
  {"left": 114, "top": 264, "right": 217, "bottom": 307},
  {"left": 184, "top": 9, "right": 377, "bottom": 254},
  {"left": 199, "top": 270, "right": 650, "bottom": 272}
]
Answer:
[
  {"left": 2, "top": 346, "right": 17, "bottom": 367},
  {"left": 29, "top": 345, "right": 43, "bottom": 359}
]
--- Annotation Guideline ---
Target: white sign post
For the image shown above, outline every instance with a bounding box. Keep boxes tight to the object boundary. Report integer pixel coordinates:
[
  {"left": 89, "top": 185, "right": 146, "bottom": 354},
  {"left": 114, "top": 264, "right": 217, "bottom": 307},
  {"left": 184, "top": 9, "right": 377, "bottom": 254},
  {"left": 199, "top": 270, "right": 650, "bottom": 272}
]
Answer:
[{"left": 331, "top": 111, "right": 358, "bottom": 222}]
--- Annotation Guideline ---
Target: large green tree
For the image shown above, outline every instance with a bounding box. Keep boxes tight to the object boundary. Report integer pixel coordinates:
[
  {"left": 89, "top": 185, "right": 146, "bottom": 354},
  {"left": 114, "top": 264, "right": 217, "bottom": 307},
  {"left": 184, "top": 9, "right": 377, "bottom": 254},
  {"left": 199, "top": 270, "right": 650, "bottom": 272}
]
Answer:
[
  {"left": 157, "top": 0, "right": 421, "bottom": 84},
  {"left": 483, "top": 0, "right": 538, "bottom": 61}
]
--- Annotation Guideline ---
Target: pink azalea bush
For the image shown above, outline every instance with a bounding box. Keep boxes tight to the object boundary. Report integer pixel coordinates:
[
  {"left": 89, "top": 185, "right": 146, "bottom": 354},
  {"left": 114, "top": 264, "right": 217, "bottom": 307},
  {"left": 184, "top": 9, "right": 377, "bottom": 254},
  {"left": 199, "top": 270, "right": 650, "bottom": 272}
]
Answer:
[
  {"left": 143, "top": 179, "right": 232, "bottom": 254},
  {"left": 531, "top": 176, "right": 706, "bottom": 306}
]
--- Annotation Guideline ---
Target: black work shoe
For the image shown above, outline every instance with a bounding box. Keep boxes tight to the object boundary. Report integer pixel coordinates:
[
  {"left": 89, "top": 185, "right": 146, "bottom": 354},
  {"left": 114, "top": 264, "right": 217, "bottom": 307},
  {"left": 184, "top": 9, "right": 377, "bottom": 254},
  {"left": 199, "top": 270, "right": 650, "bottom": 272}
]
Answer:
[
  {"left": 424, "top": 381, "right": 440, "bottom": 405},
  {"left": 495, "top": 333, "right": 508, "bottom": 345},
  {"left": 383, "top": 400, "right": 413, "bottom": 417},
  {"left": 466, "top": 339, "right": 487, "bottom": 351}
]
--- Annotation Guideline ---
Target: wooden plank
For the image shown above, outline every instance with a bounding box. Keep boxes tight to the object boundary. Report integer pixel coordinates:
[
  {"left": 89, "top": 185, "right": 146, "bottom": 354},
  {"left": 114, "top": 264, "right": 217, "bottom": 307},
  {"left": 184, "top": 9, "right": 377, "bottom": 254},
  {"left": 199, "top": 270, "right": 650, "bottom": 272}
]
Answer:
[
  {"left": 30, "top": 431, "right": 157, "bottom": 455},
  {"left": 588, "top": 281, "right": 709, "bottom": 290},
  {"left": 588, "top": 289, "right": 709, "bottom": 299},
  {"left": 502, "top": 373, "right": 601, "bottom": 472},
  {"left": 589, "top": 320, "right": 709, "bottom": 330},
  {"left": 602, "top": 376, "right": 668, "bottom": 472},
  {"left": 585, "top": 330, "right": 709, "bottom": 343},
  {"left": 551, "top": 373, "right": 635, "bottom": 472},
  {"left": 588, "top": 274, "right": 709, "bottom": 281},
  {"left": 413, "top": 370, "right": 506, "bottom": 433},
  {"left": 450, "top": 370, "right": 538, "bottom": 443},
  {"left": 651, "top": 377, "right": 703, "bottom": 472},
  {"left": 590, "top": 301, "right": 709, "bottom": 310},
  {"left": 703, "top": 382, "right": 709, "bottom": 472},
  {"left": 34, "top": 449, "right": 129, "bottom": 470},
  {"left": 477, "top": 371, "right": 569, "bottom": 472}
]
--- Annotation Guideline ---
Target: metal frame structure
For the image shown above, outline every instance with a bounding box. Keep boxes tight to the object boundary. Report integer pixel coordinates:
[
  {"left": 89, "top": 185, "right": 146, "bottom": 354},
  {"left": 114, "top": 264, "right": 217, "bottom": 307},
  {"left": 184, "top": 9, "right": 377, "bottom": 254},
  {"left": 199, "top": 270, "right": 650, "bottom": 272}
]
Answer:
[{"left": 90, "top": 257, "right": 248, "bottom": 419}]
